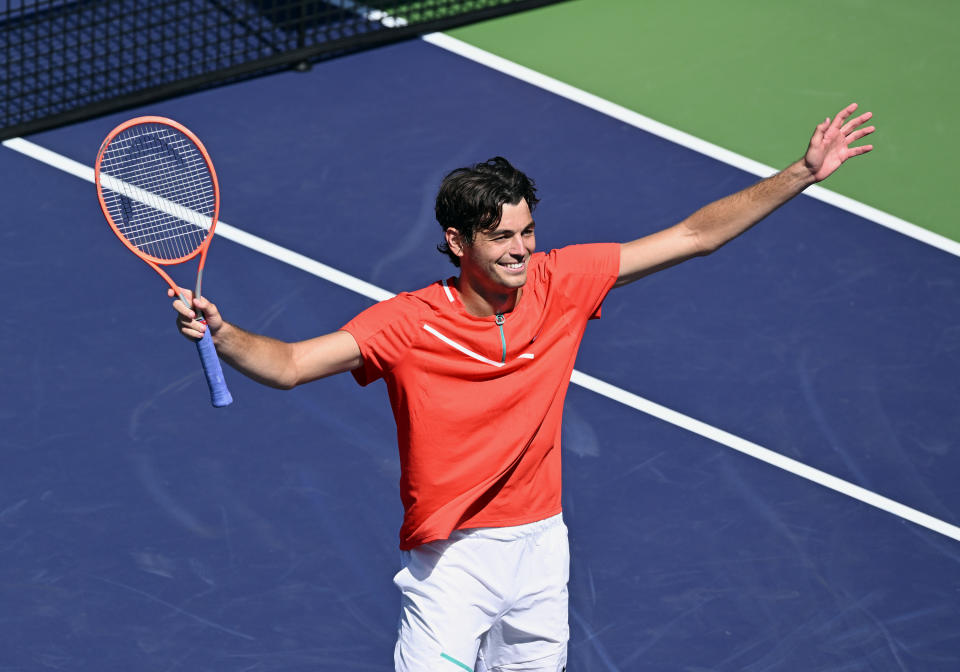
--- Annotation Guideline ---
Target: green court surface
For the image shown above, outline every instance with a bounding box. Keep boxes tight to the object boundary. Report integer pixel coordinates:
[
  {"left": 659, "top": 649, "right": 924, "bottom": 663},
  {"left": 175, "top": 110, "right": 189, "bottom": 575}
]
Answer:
[{"left": 448, "top": 0, "right": 959, "bottom": 243}]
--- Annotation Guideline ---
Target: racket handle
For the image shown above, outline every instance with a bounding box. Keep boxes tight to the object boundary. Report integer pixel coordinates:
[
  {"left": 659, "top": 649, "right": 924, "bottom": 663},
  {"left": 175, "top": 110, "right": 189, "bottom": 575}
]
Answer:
[{"left": 195, "top": 326, "right": 233, "bottom": 407}]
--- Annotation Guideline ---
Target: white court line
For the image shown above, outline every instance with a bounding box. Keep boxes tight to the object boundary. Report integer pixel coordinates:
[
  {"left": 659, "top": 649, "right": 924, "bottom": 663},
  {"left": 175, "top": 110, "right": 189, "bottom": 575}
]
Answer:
[
  {"left": 2, "top": 137, "right": 393, "bottom": 303},
  {"left": 422, "top": 33, "right": 960, "bottom": 260},
  {"left": 4, "top": 134, "right": 960, "bottom": 543},
  {"left": 571, "top": 371, "right": 960, "bottom": 542}
]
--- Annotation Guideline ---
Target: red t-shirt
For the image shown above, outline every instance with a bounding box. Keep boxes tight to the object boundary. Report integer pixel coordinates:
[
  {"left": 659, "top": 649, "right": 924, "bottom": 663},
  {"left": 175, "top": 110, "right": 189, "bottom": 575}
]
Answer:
[{"left": 341, "top": 243, "right": 620, "bottom": 549}]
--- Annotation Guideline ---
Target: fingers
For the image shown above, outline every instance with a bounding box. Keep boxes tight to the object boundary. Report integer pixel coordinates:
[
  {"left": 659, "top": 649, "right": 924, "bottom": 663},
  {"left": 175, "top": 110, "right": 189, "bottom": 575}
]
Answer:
[
  {"left": 841, "top": 110, "right": 873, "bottom": 135},
  {"left": 192, "top": 295, "right": 223, "bottom": 329},
  {"left": 834, "top": 105, "right": 876, "bottom": 146},
  {"left": 832, "top": 102, "right": 860, "bottom": 128},
  {"left": 826, "top": 104, "right": 876, "bottom": 156},
  {"left": 175, "top": 307, "right": 205, "bottom": 340},
  {"left": 812, "top": 116, "right": 830, "bottom": 142},
  {"left": 174, "top": 309, "right": 206, "bottom": 340},
  {"left": 168, "top": 287, "right": 206, "bottom": 339},
  {"left": 806, "top": 103, "right": 875, "bottom": 182},
  {"left": 192, "top": 295, "right": 212, "bottom": 312},
  {"left": 840, "top": 108, "right": 875, "bottom": 158},
  {"left": 168, "top": 287, "right": 195, "bottom": 317},
  {"left": 847, "top": 124, "right": 876, "bottom": 143},
  {"left": 178, "top": 320, "right": 207, "bottom": 340}
]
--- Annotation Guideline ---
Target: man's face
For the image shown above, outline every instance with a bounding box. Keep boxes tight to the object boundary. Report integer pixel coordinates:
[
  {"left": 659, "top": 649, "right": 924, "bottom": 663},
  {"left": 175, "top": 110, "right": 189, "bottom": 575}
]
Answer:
[{"left": 452, "top": 199, "right": 536, "bottom": 292}]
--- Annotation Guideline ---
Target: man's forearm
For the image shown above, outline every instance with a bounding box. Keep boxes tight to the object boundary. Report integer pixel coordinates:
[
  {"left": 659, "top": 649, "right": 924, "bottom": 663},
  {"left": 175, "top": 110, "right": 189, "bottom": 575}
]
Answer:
[
  {"left": 212, "top": 322, "right": 362, "bottom": 389},
  {"left": 213, "top": 321, "right": 300, "bottom": 389},
  {"left": 684, "top": 160, "right": 817, "bottom": 254},
  {"left": 615, "top": 105, "right": 873, "bottom": 288}
]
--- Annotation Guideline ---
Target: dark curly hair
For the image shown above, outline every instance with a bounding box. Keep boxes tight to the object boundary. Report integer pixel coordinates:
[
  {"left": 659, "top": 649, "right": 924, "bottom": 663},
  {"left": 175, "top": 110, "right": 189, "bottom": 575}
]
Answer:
[{"left": 435, "top": 157, "right": 539, "bottom": 267}]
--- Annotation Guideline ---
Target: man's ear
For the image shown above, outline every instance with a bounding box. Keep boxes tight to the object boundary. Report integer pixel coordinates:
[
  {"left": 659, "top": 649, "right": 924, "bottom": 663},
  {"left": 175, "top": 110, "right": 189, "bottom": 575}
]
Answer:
[{"left": 445, "top": 227, "right": 466, "bottom": 259}]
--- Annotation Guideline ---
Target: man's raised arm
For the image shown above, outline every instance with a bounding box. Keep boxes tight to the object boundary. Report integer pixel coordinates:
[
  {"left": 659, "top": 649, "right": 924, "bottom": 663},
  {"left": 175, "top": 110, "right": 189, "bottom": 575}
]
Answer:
[{"left": 615, "top": 103, "right": 875, "bottom": 288}]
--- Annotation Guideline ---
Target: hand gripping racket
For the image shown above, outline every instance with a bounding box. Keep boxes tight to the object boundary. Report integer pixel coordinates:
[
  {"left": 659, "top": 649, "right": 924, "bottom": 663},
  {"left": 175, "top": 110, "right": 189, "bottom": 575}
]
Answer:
[{"left": 95, "top": 116, "right": 233, "bottom": 407}]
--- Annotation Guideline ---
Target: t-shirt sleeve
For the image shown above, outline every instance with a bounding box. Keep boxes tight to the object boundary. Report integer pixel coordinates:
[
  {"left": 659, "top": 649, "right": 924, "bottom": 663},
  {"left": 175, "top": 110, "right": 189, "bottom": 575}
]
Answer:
[
  {"left": 340, "top": 293, "right": 424, "bottom": 386},
  {"left": 545, "top": 242, "right": 621, "bottom": 320}
]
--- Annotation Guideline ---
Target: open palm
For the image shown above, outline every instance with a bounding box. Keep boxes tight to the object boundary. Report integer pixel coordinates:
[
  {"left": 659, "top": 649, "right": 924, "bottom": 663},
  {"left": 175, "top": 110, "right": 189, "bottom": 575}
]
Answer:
[{"left": 804, "top": 103, "right": 875, "bottom": 182}]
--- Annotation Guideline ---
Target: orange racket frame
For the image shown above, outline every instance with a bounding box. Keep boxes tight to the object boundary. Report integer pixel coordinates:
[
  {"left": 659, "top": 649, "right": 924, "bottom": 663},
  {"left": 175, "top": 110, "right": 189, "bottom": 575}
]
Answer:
[
  {"left": 95, "top": 115, "right": 232, "bottom": 407},
  {"left": 95, "top": 115, "right": 220, "bottom": 292}
]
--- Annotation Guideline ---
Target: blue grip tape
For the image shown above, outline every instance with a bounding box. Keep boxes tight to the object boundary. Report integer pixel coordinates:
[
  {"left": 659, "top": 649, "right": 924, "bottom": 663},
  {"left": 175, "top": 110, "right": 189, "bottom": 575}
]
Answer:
[{"left": 196, "top": 327, "right": 233, "bottom": 407}]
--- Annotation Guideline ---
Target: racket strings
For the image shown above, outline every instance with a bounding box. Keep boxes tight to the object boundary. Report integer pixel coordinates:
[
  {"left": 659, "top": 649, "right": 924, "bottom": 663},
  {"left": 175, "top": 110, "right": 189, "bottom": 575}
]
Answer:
[
  {"left": 99, "top": 123, "right": 215, "bottom": 262},
  {"left": 108, "top": 134, "right": 210, "bottom": 259},
  {"left": 104, "top": 167, "right": 210, "bottom": 260}
]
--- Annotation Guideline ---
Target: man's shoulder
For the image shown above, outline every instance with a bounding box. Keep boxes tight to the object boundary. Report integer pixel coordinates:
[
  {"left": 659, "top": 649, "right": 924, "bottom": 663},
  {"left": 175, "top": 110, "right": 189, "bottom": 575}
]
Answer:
[
  {"left": 406, "top": 278, "right": 452, "bottom": 303},
  {"left": 349, "top": 279, "right": 451, "bottom": 323},
  {"left": 344, "top": 287, "right": 422, "bottom": 332},
  {"left": 530, "top": 243, "right": 620, "bottom": 280}
]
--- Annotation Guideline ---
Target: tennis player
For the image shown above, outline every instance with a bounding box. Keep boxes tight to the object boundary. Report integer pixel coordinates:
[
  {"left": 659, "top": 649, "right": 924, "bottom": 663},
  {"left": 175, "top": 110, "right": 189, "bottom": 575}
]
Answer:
[{"left": 172, "top": 103, "right": 874, "bottom": 671}]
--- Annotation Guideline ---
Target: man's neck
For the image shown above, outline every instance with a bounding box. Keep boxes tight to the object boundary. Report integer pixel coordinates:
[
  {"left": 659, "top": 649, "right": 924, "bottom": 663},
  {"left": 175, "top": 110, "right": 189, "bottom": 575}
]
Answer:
[{"left": 455, "top": 275, "right": 521, "bottom": 317}]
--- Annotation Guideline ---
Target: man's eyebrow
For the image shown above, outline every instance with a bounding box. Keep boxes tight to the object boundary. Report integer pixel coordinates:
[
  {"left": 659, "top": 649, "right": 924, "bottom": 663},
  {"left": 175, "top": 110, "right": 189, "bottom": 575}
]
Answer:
[{"left": 485, "top": 221, "right": 536, "bottom": 238}]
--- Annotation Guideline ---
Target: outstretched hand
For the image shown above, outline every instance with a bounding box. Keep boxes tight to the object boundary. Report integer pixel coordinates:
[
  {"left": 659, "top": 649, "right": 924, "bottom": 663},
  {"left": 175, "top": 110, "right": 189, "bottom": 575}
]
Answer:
[
  {"left": 168, "top": 288, "right": 223, "bottom": 341},
  {"left": 804, "top": 102, "right": 875, "bottom": 182}
]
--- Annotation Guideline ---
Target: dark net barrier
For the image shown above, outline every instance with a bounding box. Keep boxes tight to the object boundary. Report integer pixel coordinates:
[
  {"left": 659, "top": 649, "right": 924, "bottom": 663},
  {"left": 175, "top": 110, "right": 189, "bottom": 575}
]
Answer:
[{"left": 1, "top": 0, "right": 565, "bottom": 138}]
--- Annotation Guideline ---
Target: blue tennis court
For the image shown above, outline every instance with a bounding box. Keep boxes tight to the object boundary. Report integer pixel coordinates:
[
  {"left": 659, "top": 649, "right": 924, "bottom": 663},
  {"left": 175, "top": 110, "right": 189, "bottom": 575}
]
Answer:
[{"left": 2, "top": 35, "right": 958, "bottom": 671}]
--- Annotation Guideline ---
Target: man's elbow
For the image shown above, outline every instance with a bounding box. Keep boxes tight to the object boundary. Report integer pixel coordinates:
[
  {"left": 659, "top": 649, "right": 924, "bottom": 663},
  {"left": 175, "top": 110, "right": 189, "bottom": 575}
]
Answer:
[
  {"left": 273, "top": 376, "right": 299, "bottom": 391},
  {"left": 686, "top": 224, "right": 719, "bottom": 257}
]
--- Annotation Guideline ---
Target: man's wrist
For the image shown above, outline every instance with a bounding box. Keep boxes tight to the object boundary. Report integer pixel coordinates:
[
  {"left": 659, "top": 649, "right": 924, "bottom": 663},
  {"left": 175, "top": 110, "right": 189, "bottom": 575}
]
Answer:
[
  {"left": 784, "top": 159, "right": 818, "bottom": 191},
  {"left": 210, "top": 320, "right": 233, "bottom": 348}
]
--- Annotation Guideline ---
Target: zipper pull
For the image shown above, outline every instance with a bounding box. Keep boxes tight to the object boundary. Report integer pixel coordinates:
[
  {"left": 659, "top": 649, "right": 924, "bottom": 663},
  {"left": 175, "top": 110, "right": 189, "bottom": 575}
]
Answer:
[{"left": 495, "top": 313, "right": 505, "bottom": 326}]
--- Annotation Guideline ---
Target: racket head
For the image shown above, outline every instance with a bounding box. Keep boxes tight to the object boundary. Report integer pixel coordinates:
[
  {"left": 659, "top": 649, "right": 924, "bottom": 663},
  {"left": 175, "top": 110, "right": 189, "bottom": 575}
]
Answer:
[{"left": 95, "top": 116, "right": 220, "bottom": 267}]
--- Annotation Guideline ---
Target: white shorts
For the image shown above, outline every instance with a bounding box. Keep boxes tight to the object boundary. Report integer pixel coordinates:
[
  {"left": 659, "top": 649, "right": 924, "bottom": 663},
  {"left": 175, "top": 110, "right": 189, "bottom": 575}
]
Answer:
[{"left": 393, "top": 513, "right": 569, "bottom": 672}]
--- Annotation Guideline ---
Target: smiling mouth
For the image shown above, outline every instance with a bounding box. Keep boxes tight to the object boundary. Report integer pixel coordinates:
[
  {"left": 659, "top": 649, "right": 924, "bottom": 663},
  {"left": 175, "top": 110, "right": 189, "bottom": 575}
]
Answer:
[{"left": 499, "top": 260, "right": 526, "bottom": 271}]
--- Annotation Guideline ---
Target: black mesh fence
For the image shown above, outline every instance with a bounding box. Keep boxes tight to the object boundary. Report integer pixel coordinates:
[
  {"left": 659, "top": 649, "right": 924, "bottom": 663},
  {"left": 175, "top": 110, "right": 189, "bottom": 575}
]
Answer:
[{"left": 1, "top": 0, "right": 565, "bottom": 139}]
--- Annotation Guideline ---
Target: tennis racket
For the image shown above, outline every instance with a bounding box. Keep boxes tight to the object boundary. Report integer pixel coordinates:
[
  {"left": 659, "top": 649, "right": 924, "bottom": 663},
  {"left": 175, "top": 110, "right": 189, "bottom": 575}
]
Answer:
[{"left": 95, "top": 116, "right": 233, "bottom": 407}]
